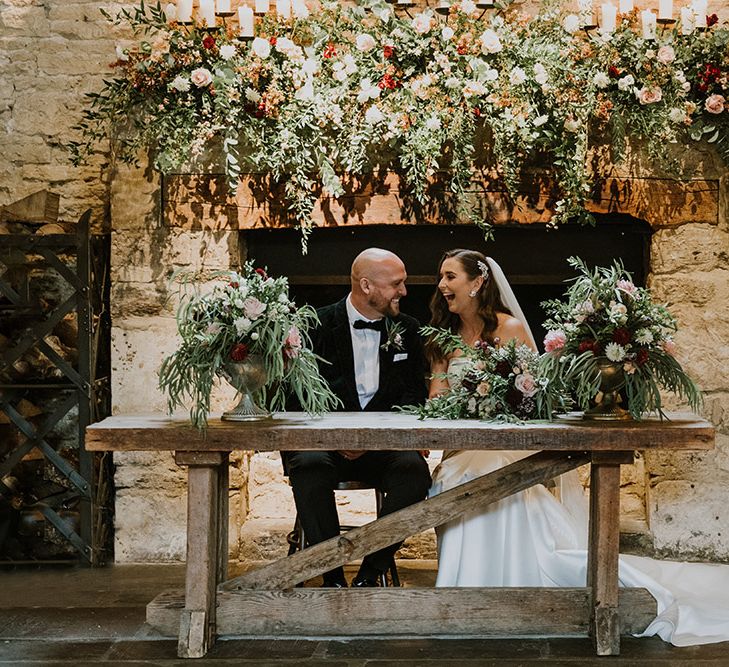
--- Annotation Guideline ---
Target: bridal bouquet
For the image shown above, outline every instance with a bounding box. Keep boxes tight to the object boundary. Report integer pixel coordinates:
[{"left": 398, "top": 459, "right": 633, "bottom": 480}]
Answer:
[
  {"left": 539, "top": 257, "right": 701, "bottom": 419},
  {"left": 158, "top": 262, "right": 339, "bottom": 428},
  {"left": 410, "top": 327, "right": 562, "bottom": 422}
]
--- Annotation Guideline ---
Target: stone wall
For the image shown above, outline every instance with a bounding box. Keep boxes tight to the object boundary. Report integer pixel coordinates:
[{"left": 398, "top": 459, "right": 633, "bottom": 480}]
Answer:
[{"left": 2, "top": 0, "right": 729, "bottom": 566}]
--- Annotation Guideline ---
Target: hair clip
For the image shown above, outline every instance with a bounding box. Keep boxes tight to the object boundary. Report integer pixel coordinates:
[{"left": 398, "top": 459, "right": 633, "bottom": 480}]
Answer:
[{"left": 477, "top": 260, "right": 490, "bottom": 281}]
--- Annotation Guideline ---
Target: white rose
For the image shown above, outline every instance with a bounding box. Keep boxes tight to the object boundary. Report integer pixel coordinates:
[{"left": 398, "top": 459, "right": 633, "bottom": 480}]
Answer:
[
  {"left": 357, "top": 79, "right": 381, "bottom": 104},
  {"left": 441, "top": 26, "right": 455, "bottom": 41},
  {"left": 234, "top": 317, "right": 252, "bottom": 335},
  {"left": 170, "top": 75, "right": 191, "bottom": 92},
  {"left": 479, "top": 29, "right": 502, "bottom": 54},
  {"left": 445, "top": 76, "right": 461, "bottom": 89},
  {"left": 190, "top": 67, "right": 213, "bottom": 87},
  {"left": 656, "top": 45, "right": 675, "bottom": 64},
  {"left": 533, "top": 114, "right": 549, "bottom": 127},
  {"left": 251, "top": 37, "right": 271, "bottom": 59},
  {"left": 681, "top": 80, "right": 691, "bottom": 94},
  {"left": 593, "top": 72, "right": 610, "bottom": 89},
  {"left": 617, "top": 74, "right": 634, "bottom": 91},
  {"left": 482, "top": 67, "right": 499, "bottom": 82},
  {"left": 219, "top": 44, "right": 236, "bottom": 60},
  {"left": 365, "top": 105, "right": 385, "bottom": 125},
  {"left": 343, "top": 54, "right": 357, "bottom": 74},
  {"left": 564, "top": 116, "right": 581, "bottom": 132},
  {"left": 356, "top": 33, "right": 376, "bottom": 52},
  {"left": 668, "top": 107, "right": 686, "bottom": 123},
  {"left": 563, "top": 14, "right": 580, "bottom": 33},
  {"left": 295, "top": 79, "right": 314, "bottom": 101},
  {"left": 425, "top": 116, "right": 441, "bottom": 131},
  {"left": 533, "top": 62, "right": 548, "bottom": 85},
  {"left": 460, "top": 0, "right": 478, "bottom": 17},
  {"left": 509, "top": 67, "right": 526, "bottom": 85},
  {"left": 115, "top": 45, "right": 129, "bottom": 62},
  {"left": 412, "top": 12, "right": 433, "bottom": 34},
  {"left": 243, "top": 297, "right": 266, "bottom": 320}
]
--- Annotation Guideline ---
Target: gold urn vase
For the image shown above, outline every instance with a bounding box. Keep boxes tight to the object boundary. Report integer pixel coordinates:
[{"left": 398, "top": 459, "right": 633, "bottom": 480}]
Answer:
[
  {"left": 583, "top": 357, "right": 632, "bottom": 421},
  {"left": 220, "top": 355, "right": 271, "bottom": 422}
]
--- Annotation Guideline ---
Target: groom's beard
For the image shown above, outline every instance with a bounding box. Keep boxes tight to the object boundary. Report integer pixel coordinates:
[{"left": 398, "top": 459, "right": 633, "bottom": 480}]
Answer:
[{"left": 369, "top": 292, "right": 401, "bottom": 318}]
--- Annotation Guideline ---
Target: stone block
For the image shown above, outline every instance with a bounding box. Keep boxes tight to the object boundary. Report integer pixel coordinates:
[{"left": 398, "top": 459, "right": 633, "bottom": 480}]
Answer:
[
  {"left": 0, "top": 6, "right": 49, "bottom": 34},
  {"left": 237, "top": 518, "right": 292, "bottom": 562},
  {"left": 648, "top": 480, "right": 729, "bottom": 561},
  {"left": 113, "top": 450, "right": 185, "bottom": 492},
  {"left": 650, "top": 225, "right": 729, "bottom": 274}
]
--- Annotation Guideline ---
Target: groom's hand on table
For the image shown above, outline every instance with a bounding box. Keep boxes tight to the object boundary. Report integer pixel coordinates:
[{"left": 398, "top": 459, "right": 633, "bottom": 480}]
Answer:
[{"left": 338, "top": 450, "right": 365, "bottom": 460}]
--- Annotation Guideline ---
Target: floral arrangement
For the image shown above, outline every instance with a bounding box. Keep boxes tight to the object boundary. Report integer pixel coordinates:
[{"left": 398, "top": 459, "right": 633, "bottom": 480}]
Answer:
[
  {"left": 70, "top": 1, "right": 729, "bottom": 248},
  {"left": 408, "top": 327, "right": 565, "bottom": 422},
  {"left": 539, "top": 257, "right": 701, "bottom": 419},
  {"left": 158, "top": 261, "right": 340, "bottom": 427}
]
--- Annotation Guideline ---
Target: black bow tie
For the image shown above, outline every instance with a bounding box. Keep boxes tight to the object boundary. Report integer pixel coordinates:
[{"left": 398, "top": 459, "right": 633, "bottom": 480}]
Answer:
[{"left": 353, "top": 319, "right": 385, "bottom": 332}]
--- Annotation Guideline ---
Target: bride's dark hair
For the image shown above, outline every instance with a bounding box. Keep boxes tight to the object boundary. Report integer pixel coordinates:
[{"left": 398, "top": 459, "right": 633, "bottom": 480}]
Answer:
[{"left": 425, "top": 249, "right": 512, "bottom": 363}]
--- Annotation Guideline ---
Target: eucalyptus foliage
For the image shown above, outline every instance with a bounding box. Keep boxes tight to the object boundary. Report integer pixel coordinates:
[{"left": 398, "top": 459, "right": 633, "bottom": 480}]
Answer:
[
  {"left": 70, "top": 1, "right": 729, "bottom": 250},
  {"left": 158, "top": 263, "right": 340, "bottom": 428},
  {"left": 539, "top": 257, "right": 702, "bottom": 419}
]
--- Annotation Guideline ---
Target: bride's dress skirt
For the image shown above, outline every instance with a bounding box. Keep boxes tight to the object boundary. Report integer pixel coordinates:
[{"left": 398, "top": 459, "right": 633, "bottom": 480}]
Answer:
[{"left": 430, "top": 450, "right": 729, "bottom": 646}]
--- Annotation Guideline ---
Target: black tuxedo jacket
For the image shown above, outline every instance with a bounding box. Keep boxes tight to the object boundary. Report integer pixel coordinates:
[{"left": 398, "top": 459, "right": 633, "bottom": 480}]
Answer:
[{"left": 310, "top": 298, "right": 428, "bottom": 411}]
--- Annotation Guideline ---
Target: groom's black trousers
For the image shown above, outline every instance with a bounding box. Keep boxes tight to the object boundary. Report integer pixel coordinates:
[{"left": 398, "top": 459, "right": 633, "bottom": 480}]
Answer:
[{"left": 284, "top": 450, "right": 431, "bottom": 582}]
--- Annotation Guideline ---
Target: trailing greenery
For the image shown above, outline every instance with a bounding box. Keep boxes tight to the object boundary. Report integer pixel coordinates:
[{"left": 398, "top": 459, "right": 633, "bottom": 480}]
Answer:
[
  {"left": 539, "top": 257, "right": 702, "bottom": 419},
  {"left": 70, "top": 0, "right": 729, "bottom": 250},
  {"left": 158, "top": 263, "right": 340, "bottom": 428}
]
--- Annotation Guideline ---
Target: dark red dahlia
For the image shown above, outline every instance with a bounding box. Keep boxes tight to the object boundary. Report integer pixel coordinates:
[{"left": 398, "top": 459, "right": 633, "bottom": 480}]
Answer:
[
  {"left": 203, "top": 35, "right": 216, "bottom": 50},
  {"left": 506, "top": 387, "right": 523, "bottom": 411},
  {"left": 378, "top": 74, "right": 398, "bottom": 90},
  {"left": 323, "top": 43, "right": 336, "bottom": 59},
  {"left": 383, "top": 45, "right": 394, "bottom": 59},
  {"left": 612, "top": 328, "right": 631, "bottom": 346},
  {"left": 495, "top": 360, "right": 512, "bottom": 378},
  {"left": 230, "top": 343, "right": 250, "bottom": 362},
  {"left": 229, "top": 281, "right": 239, "bottom": 288},
  {"left": 636, "top": 348, "right": 649, "bottom": 366},
  {"left": 255, "top": 267, "right": 268, "bottom": 279},
  {"left": 706, "top": 14, "right": 719, "bottom": 28},
  {"left": 578, "top": 339, "right": 602, "bottom": 355},
  {"left": 608, "top": 65, "right": 621, "bottom": 78}
]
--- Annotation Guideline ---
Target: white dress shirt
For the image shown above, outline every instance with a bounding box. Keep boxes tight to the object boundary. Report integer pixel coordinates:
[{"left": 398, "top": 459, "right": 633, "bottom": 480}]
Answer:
[{"left": 346, "top": 294, "right": 381, "bottom": 409}]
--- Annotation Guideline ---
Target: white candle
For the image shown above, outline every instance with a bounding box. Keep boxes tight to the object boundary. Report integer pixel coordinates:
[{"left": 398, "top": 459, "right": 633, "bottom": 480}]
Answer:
[
  {"left": 658, "top": 0, "right": 672, "bottom": 20},
  {"left": 255, "top": 0, "right": 269, "bottom": 14},
  {"left": 177, "top": 0, "right": 193, "bottom": 22},
  {"left": 238, "top": 6, "right": 254, "bottom": 36},
  {"left": 216, "top": 0, "right": 231, "bottom": 13},
  {"left": 641, "top": 9, "right": 656, "bottom": 39},
  {"left": 618, "top": 0, "right": 633, "bottom": 12},
  {"left": 692, "top": 0, "right": 708, "bottom": 26},
  {"left": 601, "top": 3, "right": 617, "bottom": 32},
  {"left": 397, "top": 0, "right": 412, "bottom": 4},
  {"left": 164, "top": 2, "right": 177, "bottom": 21},
  {"left": 199, "top": 0, "right": 217, "bottom": 26},
  {"left": 276, "top": 0, "right": 291, "bottom": 19},
  {"left": 681, "top": 6, "right": 695, "bottom": 33},
  {"left": 291, "top": 0, "right": 309, "bottom": 19}
]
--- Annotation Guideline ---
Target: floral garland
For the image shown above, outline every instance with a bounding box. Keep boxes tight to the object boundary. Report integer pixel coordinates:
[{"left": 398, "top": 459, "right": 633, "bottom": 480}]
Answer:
[{"left": 70, "top": 0, "right": 729, "bottom": 249}]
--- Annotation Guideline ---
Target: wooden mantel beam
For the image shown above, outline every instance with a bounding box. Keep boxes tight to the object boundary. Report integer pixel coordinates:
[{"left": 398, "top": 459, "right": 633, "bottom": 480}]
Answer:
[{"left": 162, "top": 172, "right": 719, "bottom": 231}]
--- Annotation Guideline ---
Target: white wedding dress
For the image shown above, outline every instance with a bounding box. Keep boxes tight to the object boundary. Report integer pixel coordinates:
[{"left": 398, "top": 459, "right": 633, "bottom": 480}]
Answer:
[{"left": 430, "top": 357, "right": 729, "bottom": 647}]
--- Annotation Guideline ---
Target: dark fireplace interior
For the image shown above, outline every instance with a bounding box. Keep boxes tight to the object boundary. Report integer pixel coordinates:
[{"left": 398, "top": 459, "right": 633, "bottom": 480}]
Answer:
[{"left": 245, "top": 215, "right": 651, "bottom": 351}]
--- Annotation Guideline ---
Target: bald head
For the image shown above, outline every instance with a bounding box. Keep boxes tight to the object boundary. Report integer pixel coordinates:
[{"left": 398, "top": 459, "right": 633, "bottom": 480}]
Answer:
[{"left": 350, "top": 248, "right": 407, "bottom": 319}]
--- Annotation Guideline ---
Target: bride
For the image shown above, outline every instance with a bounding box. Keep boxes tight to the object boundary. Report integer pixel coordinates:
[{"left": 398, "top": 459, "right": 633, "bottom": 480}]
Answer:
[{"left": 426, "top": 248, "right": 729, "bottom": 647}]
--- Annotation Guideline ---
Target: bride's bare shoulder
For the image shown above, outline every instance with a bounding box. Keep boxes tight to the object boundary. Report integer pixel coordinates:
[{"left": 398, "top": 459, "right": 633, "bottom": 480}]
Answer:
[{"left": 495, "top": 312, "right": 528, "bottom": 341}]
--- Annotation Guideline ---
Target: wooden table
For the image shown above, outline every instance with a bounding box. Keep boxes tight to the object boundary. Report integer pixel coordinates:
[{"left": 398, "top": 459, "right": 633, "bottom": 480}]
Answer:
[{"left": 86, "top": 412, "right": 714, "bottom": 659}]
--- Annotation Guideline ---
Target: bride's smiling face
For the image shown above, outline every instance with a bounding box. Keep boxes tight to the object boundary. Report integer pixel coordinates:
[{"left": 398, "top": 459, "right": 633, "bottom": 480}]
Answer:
[{"left": 438, "top": 257, "right": 482, "bottom": 314}]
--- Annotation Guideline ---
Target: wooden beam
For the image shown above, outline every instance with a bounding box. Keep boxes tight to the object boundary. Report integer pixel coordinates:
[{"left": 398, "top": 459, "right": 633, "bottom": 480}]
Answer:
[
  {"left": 222, "top": 451, "right": 590, "bottom": 591},
  {"left": 0, "top": 189, "right": 60, "bottom": 224},
  {"left": 147, "top": 587, "right": 656, "bottom": 638}
]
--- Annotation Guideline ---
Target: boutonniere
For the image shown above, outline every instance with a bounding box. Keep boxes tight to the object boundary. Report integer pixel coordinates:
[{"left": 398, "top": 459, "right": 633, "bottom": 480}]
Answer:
[{"left": 381, "top": 320, "right": 405, "bottom": 352}]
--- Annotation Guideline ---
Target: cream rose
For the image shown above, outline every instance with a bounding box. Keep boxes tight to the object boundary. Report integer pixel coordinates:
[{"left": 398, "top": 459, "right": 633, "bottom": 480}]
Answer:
[
  {"left": 356, "top": 33, "right": 376, "bottom": 52},
  {"left": 656, "top": 45, "right": 675, "bottom": 65},
  {"left": 190, "top": 67, "right": 213, "bottom": 88},
  {"left": 251, "top": 37, "right": 271, "bottom": 59},
  {"left": 636, "top": 86, "right": 663, "bottom": 105},
  {"left": 479, "top": 29, "right": 502, "bottom": 54},
  {"left": 412, "top": 13, "right": 433, "bottom": 34},
  {"left": 705, "top": 94, "right": 726, "bottom": 115}
]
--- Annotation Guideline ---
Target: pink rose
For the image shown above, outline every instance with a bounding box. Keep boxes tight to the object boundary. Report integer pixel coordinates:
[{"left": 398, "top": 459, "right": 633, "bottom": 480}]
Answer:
[
  {"left": 705, "top": 94, "right": 726, "bottom": 115},
  {"left": 663, "top": 339, "right": 677, "bottom": 356},
  {"left": 656, "top": 45, "right": 675, "bottom": 65},
  {"left": 544, "top": 330, "right": 567, "bottom": 353},
  {"left": 636, "top": 86, "right": 663, "bottom": 105},
  {"left": 190, "top": 67, "right": 213, "bottom": 88},
  {"left": 243, "top": 296, "right": 266, "bottom": 320},
  {"left": 283, "top": 325, "right": 302, "bottom": 359},
  {"left": 617, "top": 279, "right": 637, "bottom": 296},
  {"left": 515, "top": 373, "right": 537, "bottom": 397}
]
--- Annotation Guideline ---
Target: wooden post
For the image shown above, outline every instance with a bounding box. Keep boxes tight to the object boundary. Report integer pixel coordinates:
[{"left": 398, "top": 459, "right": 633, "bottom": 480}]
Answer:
[
  {"left": 175, "top": 451, "right": 229, "bottom": 659},
  {"left": 587, "top": 452, "right": 630, "bottom": 656}
]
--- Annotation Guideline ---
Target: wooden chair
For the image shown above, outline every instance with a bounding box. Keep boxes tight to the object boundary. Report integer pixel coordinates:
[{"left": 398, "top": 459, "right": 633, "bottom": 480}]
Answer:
[{"left": 286, "top": 480, "right": 401, "bottom": 587}]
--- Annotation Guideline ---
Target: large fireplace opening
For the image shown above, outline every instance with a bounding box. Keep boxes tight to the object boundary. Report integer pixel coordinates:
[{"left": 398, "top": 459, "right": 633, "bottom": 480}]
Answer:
[{"left": 244, "top": 215, "right": 651, "bottom": 350}]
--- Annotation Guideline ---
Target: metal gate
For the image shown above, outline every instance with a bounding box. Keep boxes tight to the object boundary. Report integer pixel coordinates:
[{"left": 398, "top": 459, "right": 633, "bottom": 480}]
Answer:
[{"left": 0, "top": 210, "right": 112, "bottom": 565}]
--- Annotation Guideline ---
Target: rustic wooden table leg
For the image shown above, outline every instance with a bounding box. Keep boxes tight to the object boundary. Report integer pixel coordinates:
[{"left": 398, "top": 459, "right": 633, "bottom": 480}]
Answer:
[
  {"left": 175, "top": 451, "right": 229, "bottom": 659},
  {"left": 587, "top": 452, "right": 630, "bottom": 656}
]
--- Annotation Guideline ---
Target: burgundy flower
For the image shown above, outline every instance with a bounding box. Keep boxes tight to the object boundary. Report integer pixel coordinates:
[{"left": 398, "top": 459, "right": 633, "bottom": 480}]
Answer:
[
  {"left": 269, "top": 36, "right": 277, "bottom": 46},
  {"left": 578, "top": 339, "right": 601, "bottom": 355},
  {"left": 636, "top": 348, "right": 649, "bottom": 366},
  {"left": 506, "top": 387, "right": 523, "bottom": 410},
  {"left": 383, "top": 45, "right": 394, "bottom": 59},
  {"left": 229, "top": 281, "right": 239, "bottom": 288},
  {"left": 612, "top": 328, "right": 631, "bottom": 346},
  {"left": 608, "top": 65, "right": 621, "bottom": 78},
  {"left": 706, "top": 13, "right": 718, "bottom": 28},
  {"left": 495, "top": 360, "right": 512, "bottom": 378},
  {"left": 323, "top": 43, "right": 336, "bottom": 59},
  {"left": 378, "top": 74, "right": 398, "bottom": 90},
  {"left": 230, "top": 343, "right": 250, "bottom": 362},
  {"left": 473, "top": 108, "right": 482, "bottom": 118},
  {"left": 203, "top": 35, "right": 216, "bottom": 50},
  {"left": 255, "top": 267, "right": 268, "bottom": 279}
]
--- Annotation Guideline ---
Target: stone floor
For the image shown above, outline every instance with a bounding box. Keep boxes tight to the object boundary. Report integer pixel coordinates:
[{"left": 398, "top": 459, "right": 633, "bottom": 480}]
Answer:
[{"left": 1, "top": 562, "right": 728, "bottom": 666}]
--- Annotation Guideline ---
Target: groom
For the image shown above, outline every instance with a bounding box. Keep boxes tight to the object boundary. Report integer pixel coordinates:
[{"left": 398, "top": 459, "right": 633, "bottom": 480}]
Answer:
[{"left": 284, "top": 248, "right": 431, "bottom": 587}]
